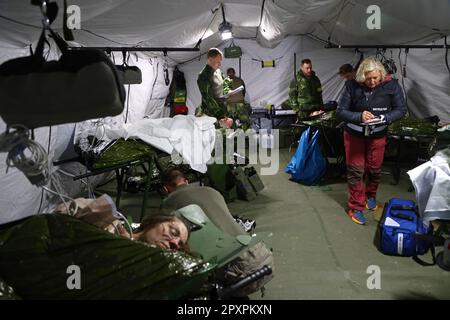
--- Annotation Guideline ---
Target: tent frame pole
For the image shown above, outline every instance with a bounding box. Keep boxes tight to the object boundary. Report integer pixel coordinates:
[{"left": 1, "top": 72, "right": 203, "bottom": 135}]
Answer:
[
  {"left": 67, "top": 47, "right": 200, "bottom": 53},
  {"left": 325, "top": 44, "right": 449, "bottom": 49}
]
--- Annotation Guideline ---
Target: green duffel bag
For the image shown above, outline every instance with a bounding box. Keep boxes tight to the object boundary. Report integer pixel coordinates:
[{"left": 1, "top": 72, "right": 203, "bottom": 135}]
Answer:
[
  {"left": 245, "top": 166, "right": 265, "bottom": 193},
  {"left": 232, "top": 166, "right": 257, "bottom": 201},
  {"left": 206, "top": 163, "right": 237, "bottom": 203},
  {"left": 224, "top": 46, "right": 242, "bottom": 59}
]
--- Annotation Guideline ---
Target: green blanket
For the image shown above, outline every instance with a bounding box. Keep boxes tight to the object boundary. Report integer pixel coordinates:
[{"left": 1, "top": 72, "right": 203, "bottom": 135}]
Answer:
[{"left": 0, "top": 214, "right": 215, "bottom": 299}]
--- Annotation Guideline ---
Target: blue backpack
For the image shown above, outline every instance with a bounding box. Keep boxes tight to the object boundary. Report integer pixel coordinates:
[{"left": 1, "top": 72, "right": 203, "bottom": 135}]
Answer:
[
  {"left": 285, "top": 127, "right": 327, "bottom": 186},
  {"left": 374, "top": 198, "right": 436, "bottom": 266}
]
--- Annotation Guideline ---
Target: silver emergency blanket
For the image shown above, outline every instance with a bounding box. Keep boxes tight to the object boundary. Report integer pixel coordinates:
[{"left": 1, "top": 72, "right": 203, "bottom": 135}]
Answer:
[{"left": 75, "top": 115, "right": 217, "bottom": 173}]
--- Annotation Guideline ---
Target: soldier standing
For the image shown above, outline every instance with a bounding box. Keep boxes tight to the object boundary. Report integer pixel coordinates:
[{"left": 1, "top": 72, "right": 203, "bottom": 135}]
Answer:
[
  {"left": 226, "top": 67, "right": 251, "bottom": 131},
  {"left": 197, "top": 48, "right": 231, "bottom": 125},
  {"left": 288, "top": 58, "right": 324, "bottom": 119}
]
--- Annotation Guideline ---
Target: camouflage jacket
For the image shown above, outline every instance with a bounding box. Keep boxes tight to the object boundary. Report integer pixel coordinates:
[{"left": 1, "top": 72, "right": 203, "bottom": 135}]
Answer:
[
  {"left": 197, "top": 64, "right": 231, "bottom": 119},
  {"left": 288, "top": 70, "right": 323, "bottom": 117}
]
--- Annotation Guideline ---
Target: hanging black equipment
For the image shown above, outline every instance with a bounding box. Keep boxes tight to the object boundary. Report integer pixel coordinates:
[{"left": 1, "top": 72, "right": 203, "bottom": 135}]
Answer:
[{"left": 163, "top": 50, "right": 170, "bottom": 86}]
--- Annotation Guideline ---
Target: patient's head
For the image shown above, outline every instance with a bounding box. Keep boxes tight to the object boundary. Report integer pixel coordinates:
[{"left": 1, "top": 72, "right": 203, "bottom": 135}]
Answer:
[
  {"left": 161, "top": 167, "right": 188, "bottom": 194},
  {"left": 134, "top": 215, "right": 190, "bottom": 251}
]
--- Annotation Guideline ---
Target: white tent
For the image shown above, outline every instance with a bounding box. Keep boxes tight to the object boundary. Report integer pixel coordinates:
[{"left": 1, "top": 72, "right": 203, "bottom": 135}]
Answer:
[{"left": 0, "top": 0, "right": 449, "bottom": 223}]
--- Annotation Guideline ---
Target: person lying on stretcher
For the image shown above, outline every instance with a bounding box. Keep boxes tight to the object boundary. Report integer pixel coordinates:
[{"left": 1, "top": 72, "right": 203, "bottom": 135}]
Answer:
[
  {"left": 53, "top": 194, "right": 190, "bottom": 252},
  {"left": 53, "top": 194, "right": 273, "bottom": 298}
]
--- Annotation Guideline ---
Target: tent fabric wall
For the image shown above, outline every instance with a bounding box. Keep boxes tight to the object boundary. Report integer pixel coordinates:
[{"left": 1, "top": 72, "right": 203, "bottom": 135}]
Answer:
[
  {"left": 0, "top": 0, "right": 449, "bottom": 224},
  {"left": 180, "top": 36, "right": 450, "bottom": 123},
  {"left": 0, "top": 116, "right": 104, "bottom": 224},
  {"left": 106, "top": 53, "right": 173, "bottom": 123},
  {"left": 74, "top": 53, "right": 173, "bottom": 143},
  {"left": 1, "top": 1, "right": 449, "bottom": 62},
  {"left": 0, "top": 46, "right": 59, "bottom": 224},
  {"left": 0, "top": 47, "right": 173, "bottom": 224},
  {"left": 389, "top": 39, "right": 450, "bottom": 120},
  {"left": 181, "top": 36, "right": 346, "bottom": 111}
]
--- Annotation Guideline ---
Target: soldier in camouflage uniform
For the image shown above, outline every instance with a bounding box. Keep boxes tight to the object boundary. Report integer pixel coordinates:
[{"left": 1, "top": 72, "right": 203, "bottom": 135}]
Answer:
[
  {"left": 288, "top": 58, "right": 324, "bottom": 119},
  {"left": 197, "top": 48, "right": 231, "bottom": 122},
  {"left": 226, "top": 68, "right": 251, "bottom": 131}
]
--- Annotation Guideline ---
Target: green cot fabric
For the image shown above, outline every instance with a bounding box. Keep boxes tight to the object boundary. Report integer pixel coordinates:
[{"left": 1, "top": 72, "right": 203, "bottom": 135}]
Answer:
[
  {"left": 388, "top": 116, "right": 437, "bottom": 136},
  {"left": 175, "top": 204, "right": 270, "bottom": 269},
  {"left": 206, "top": 163, "right": 237, "bottom": 204},
  {"left": 161, "top": 184, "right": 246, "bottom": 237},
  {"left": 301, "top": 110, "right": 339, "bottom": 128},
  {"left": 288, "top": 70, "right": 323, "bottom": 119},
  {"left": 0, "top": 214, "right": 215, "bottom": 299},
  {"left": 92, "top": 139, "right": 156, "bottom": 169}
]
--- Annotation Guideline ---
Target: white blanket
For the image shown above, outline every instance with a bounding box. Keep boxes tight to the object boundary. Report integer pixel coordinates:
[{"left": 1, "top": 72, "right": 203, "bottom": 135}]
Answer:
[
  {"left": 75, "top": 115, "right": 217, "bottom": 173},
  {"left": 407, "top": 148, "right": 450, "bottom": 226}
]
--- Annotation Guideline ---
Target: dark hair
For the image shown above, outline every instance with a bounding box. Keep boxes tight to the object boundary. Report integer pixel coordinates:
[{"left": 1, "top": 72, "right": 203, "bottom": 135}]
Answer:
[
  {"left": 339, "top": 63, "right": 354, "bottom": 75},
  {"left": 207, "top": 48, "right": 223, "bottom": 58},
  {"left": 301, "top": 58, "right": 312, "bottom": 65},
  {"left": 161, "top": 167, "right": 186, "bottom": 188},
  {"left": 227, "top": 68, "right": 235, "bottom": 74}
]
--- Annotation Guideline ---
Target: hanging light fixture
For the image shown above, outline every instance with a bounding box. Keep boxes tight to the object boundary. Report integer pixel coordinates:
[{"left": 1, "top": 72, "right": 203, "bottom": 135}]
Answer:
[{"left": 218, "top": 3, "right": 233, "bottom": 40}]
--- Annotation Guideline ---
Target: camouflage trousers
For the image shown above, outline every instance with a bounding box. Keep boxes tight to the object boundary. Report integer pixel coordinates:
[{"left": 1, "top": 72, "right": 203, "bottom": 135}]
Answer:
[{"left": 226, "top": 102, "right": 252, "bottom": 131}]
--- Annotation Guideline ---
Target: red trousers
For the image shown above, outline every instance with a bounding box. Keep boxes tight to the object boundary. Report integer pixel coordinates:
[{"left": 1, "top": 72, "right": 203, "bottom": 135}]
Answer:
[{"left": 344, "top": 130, "right": 386, "bottom": 211}]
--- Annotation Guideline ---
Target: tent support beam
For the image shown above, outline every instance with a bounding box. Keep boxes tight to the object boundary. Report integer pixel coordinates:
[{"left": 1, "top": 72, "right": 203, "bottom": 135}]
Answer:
[
  {"left": 325, "top": 44, "right": 449, "bottom": 49},
  {"left": 67, "top": 47, "right": 200, "bottom": 53}
]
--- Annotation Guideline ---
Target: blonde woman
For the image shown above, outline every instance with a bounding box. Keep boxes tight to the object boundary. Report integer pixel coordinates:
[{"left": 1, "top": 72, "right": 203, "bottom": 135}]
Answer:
[{"left": 337, "top": 57, "right": 406, "bottom": 225}]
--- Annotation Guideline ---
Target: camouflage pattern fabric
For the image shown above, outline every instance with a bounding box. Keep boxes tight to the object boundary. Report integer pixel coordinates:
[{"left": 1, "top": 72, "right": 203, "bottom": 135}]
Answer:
[
  {"left": 388, "top": 116, "right": 437, "bottom": 136},
  {"left": 92, "top": 139, "right": 156, "bottom": 170},
  {"left": 227, "top": 102, "right": 252, "bottom": 131},
  {"left": 0, "top": 214, "right": 215, "bottom": 299},
  {"left": 288, "top": 70, "right": 323, "bottom": 119},
  {"left": 387, "top": 116, "right": 438, "bottom": 159},
  {"left": 197, "top": 64, "right": 231, "bottom": 120},
  {"left": 301, "top": 110, "right": 339, "bottom": 128}
]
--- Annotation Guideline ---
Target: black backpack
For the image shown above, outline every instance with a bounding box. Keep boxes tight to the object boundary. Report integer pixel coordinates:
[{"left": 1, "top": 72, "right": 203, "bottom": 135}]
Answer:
[{"left": 0, "top": 29, "right": 125, "bottom": 129}]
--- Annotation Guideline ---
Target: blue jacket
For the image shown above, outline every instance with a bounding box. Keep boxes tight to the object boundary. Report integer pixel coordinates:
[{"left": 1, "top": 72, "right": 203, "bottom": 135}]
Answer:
[{"left": 337, "top": 77, "right": 407, "bottom": 137}]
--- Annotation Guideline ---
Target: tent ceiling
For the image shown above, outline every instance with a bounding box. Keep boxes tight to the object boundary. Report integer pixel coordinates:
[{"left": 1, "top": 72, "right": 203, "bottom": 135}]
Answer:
[{"left": 0, "top": 0, "right": 449, "bottom": 62}]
